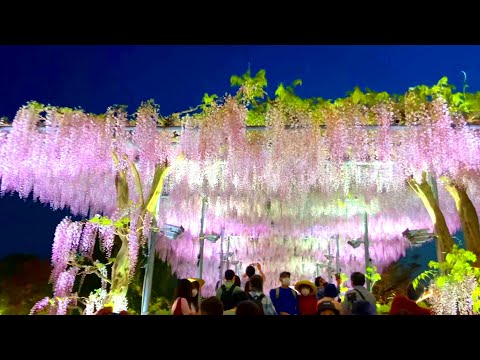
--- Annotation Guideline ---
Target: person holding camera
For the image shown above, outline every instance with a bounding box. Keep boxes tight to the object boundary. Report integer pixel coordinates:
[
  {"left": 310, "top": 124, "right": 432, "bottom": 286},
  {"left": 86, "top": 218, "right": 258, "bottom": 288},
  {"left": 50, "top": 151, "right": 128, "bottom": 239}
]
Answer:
[
  {"left": 341, "top": 272, "right": 377, "bottom": 315},
  {"left": 316, "top": 283, "right": 342, "bottom": 314},
  {"left": 244, "top": 262, "right": 266, "bottom": 293}
]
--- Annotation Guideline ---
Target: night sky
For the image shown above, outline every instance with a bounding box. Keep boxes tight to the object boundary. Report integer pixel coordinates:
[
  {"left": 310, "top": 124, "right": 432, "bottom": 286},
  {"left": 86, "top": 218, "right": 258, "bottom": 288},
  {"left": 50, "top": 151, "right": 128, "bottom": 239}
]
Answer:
[{"left": 0, "top": 45, "right": 478, "bottom": 264}]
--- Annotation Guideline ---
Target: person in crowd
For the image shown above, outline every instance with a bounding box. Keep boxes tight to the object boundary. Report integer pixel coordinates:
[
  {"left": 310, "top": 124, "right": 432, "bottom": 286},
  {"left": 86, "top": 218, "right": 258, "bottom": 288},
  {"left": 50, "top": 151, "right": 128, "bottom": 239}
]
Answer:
[
  {"left": 234, "top": 275, "right": 242, "bottom": 288},
  {"left": 295, "top": 280, "right": 318, "bottom": 315},
  {"left": 248, "top": 274, "right": 277, "bottom": 315},
  {"left": 314, "top": 276, "right": 328, "bottom": 300},
  {"left": 95, "top": 307, "right": 130, "bottom": 315},
  {"left": 95, "top": 306, "right": 114, "bottom": 315},
  {"left": 269, "top": 271, "right": 298, "bottom": 315},
  {"left": 352, "top": 300, "right": 375, "bottom": 315},
  {"left": 216, "top": 269, "right": 242, "bottom": 310},
  {"left": 188, "top": 278, "right": 205, "bottom": 314},
  {"left": 236, "top": 300, "right": 262, "bottom": 315},
  {"left": 200, "top": 296, "right": 224, "bottom": 315},
  {"left": 244, "top": 263, "right": 266, "bottom": 292},
  {"left": 317, "top": 300, "right": 340, "bottom": 315},
  {"left": 172, "top": 278, "right": 194, "bottom": 315},
  {"left": 389, "top": 283, "right": 431, "bottom": 315},
  {"left": 317, "top": 283, "right": 342, "bottom": 314},
  {"left": 342, "top": 272, "right": 377, "bottom": 315},
  {"left": 224, "top": 291, "right": 249, "bottom": 315}
]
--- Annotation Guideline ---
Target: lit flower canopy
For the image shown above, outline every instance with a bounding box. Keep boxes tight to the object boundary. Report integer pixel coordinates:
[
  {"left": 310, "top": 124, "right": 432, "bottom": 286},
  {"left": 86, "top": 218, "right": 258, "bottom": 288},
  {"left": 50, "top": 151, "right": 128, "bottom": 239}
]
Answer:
[{"left": 1, "top": 95, "right": 480, "bottom": 294}]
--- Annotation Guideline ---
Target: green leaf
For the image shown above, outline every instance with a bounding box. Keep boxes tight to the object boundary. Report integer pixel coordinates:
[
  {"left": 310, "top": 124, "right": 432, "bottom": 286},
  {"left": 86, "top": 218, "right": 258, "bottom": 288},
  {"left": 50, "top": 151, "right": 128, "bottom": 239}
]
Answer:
[
  {"left": 27, "top": 101, "right": 45, "bottom": 111},
  {"left": 99, "top": 218, "right": 112, "bottom": 226},
  {"left": 292, "top": 79, "right": 302, "bottom": 87},
  {"left": 112, "top": 216, "right": 130, "bottom": 228},
  {"left": 351, "top": 87, "right": 363, "bottom": 105},
  {"left": 437, "top": 76, "right": 449, "bottom": 87},
  {"left": 230, "top": 75, "right": 243, "bottom": 87},
  {"left": 89, "top": 217, "right": 101, "bottom": 224},
  {"left": 202, "top": 93, "right": 218, "bottom": 106},
  {"left": 90, "top": 215, "right": 113, "bottom": 226},
  {"left": 446, "top": 253, "right": 453, "bottom": 265},
  {"left": 437, "top": 276, "right": 446, "bottom": 288},
  {"left": 275, "top": 83, "right": 287, "bottom": 99},
  {"left": 413, "top": 278, "right": 419, "bottom": 289},
  {"left": 452, "top": 92, "right": 464, "bottom": 107},
  {"left": 466, "top": 252, "right": 477, "bottom": 263}
]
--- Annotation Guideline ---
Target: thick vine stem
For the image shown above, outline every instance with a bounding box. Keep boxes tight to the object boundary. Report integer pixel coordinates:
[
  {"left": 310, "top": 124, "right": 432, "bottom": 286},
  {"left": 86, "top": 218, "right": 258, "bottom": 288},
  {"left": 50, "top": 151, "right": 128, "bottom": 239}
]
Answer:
[
  {"left": 126, "top": 156, "right": 145, "bottom": 208},
  {"left": 442, "top": 176, "right": 480, "bottom": 266},
  {"left": 112, "top": 151, "right": 129, "bottom": 210},
  {"left": 109, "top": 234, "right": 130, "bottom": 303},
  {"left": 407, "top": 172, "right": 454, "bottom": 262},
  {"left": 68, "top": 259, "right": 112, "bottom": 285}
]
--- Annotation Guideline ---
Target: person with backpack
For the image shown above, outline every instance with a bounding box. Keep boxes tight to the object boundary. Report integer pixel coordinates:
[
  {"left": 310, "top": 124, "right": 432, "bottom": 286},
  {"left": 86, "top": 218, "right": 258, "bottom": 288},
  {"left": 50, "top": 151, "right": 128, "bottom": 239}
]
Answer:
[
  {"left": 295, "top": 280, "right": 318, "bottom": 315},
  {"left": 341, "top": 272, "right": 377, "bottom": 315},
  {"left": 216, "top": 269, "right": 242, "bottom": 310},
  {"left": 247, "top": 274, "right": 277, "bottom": 315},
  {"left": 223, "top": 291, "right": 249, "bottom": 315},
  {"left": 269, "top": 271, "right": 299, "bottom": 315}
]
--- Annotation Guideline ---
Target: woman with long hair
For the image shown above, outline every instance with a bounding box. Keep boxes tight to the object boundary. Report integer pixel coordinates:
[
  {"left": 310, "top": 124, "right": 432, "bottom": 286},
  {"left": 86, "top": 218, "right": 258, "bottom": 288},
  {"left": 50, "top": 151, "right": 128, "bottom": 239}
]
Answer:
[
  {"left": 171, "top": 279, "right": 194, "bottom": 315},
  {"left": 188, "top": 278, "right": 205, "bottom": 314}
]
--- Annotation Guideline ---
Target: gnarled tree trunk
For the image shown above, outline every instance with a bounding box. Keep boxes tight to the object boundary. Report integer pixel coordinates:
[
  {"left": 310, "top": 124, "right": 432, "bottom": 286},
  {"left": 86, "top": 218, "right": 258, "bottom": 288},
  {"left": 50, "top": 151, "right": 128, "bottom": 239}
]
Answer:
[
  {"left": 442, "top": 177, "right": 480, "bottom": 267},
  {"left": 108, "top": 158, "right": 131, "bottom": 304},
  {"left": 407, "top": 172, "right": 454, "bottom": 263},
  {"left": 109, "top": 155, "right": 172, "bottom": 306}
]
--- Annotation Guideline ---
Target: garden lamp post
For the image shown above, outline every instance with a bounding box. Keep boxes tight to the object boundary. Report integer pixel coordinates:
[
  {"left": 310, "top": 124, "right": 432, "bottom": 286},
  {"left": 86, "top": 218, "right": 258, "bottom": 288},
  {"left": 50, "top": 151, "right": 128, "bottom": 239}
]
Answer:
[
  {"left": 198, "top": 197, "right": 208, "bottom": 279},
  {"left": 141, "top": 194, "right": 162, "bottom": 315},
  {"left": 363, "top": 211, "right": 371, "bottom": 291}
]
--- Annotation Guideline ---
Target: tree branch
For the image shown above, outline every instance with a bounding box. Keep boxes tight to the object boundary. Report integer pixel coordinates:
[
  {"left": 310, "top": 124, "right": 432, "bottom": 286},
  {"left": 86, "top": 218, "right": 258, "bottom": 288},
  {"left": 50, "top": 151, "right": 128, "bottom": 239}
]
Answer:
[{"left": 126, "top": 156, "right": 145, "bottom": 207}]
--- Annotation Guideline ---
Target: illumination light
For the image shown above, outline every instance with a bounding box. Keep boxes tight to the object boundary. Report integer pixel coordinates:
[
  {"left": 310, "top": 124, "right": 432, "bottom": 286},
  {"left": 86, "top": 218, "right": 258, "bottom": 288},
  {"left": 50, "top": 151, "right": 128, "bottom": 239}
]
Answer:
[
  {"left": 347, "top": 238, "right": 364, "bottom": 249},
  {"left": 204, "top": 234, "right": 220, "bottom": 243},
  {"left": 402, "top": 228, "right": 436, "bottom": 247},
  {"left": 160, "top": 224, "right": 184, "bottom": 240}
]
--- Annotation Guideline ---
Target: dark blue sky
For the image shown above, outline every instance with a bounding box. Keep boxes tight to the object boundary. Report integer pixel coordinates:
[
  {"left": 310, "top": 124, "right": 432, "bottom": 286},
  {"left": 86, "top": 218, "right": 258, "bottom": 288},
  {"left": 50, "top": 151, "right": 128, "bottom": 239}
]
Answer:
[{"left": 0, "top": 45, "right": 478, "bottom": 260}]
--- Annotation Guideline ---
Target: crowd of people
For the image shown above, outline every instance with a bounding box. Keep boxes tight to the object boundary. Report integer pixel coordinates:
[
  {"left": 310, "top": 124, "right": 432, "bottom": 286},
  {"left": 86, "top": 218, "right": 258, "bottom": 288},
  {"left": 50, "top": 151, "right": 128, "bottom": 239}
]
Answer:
[{"left": 171, "top": 263, "right": 432, "bottom": 315}]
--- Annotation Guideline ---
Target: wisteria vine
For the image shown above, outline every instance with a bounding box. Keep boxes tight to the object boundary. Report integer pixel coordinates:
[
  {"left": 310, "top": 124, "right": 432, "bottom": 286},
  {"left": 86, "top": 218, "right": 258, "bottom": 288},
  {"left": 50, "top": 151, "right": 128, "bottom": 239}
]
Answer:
[{"left": 3, "top": 72, "right": 480, "bottom": 301}]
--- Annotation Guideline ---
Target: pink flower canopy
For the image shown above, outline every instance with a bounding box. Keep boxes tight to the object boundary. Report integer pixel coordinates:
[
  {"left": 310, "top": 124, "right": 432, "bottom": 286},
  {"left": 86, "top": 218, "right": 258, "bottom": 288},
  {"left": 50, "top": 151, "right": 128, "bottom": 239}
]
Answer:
[{"left": 1, "top": 97, "right": 479, "bottom": 294}]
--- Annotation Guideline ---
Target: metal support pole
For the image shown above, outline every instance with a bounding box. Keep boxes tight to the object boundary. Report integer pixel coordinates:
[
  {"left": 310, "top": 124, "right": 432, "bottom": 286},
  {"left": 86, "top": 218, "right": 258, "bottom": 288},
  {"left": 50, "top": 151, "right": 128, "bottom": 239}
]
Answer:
[
  {"left": 219, "top": 227, "right": 225, "bottom": 288},
  {"left": 141, "top": 195, "right": 162, "bottom": 315},
  {"left": 327, "top": 241, "right": 332, "bottom": 282},
  {"left": 363, "top": 211, "right": 371, "bottom": 292},
  {"left": 335, "top": 235, "right": 341, "bottom": 274},
  {"left": 226, "top": 236, "right": 231, "bottom": 271},
  {"left": 197, "top": 197, "right": 208, "bottom": 279}
]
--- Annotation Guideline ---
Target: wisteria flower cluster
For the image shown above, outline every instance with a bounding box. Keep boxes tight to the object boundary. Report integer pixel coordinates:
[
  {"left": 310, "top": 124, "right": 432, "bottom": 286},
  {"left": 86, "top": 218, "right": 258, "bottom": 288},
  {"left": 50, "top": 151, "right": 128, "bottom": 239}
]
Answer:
[{"left": 2, "top": 89, "right": 480, "bottom": 297}]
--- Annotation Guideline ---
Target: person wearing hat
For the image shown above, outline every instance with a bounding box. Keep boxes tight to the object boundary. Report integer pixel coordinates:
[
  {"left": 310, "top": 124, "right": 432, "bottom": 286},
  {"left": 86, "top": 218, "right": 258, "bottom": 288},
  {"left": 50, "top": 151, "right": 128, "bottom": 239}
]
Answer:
[
  {"left": 188, "top": 278, "right": 205, "bottom": 315},
  {"left": 317, "top": 283, "right": 342, "bottom": 314},
  {"left": 317, "top": 300, "right": 340, "bottom": 315},
  {"left": 295, "top": 280, "right": 318, "bottom": 315}
]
